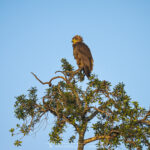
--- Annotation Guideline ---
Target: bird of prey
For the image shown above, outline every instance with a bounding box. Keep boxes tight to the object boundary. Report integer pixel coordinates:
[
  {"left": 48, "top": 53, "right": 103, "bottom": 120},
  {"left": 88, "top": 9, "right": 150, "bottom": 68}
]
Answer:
[{"left": 72, "top": 35, "right": 93, "bottom": 78}]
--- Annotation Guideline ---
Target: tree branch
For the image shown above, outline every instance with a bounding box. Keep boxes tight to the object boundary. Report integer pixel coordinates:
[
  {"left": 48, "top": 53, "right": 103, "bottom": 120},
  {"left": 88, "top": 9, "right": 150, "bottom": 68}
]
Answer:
[
  {"left": 31, "top": 72, "right": 66, "bottom": 86},
  {"left": 84, "top": 130, "right": 119, "bottom": 145},
  {"left": 63, "top": 116, "right": 79, "bottom": 132},
  {"left": 90, "top": 106, "right": 111, "bottom": 117},
  {"left": 86, "top": 109, "right": 99, "bottom": 122},
  {"left": 137, "top": 111, "right": 150, "bottom": 125},
  {"left": 84, "top": 135, "right": 112, "bottom": 145},
  {"left": 85, "top": 105, "right": 112, "bottom": 121}
]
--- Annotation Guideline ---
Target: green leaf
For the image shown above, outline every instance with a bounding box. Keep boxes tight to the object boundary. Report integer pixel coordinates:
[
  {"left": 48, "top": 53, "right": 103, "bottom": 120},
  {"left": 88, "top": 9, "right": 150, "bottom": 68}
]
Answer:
[
  {"left": 14, "top": 140, "right": 22, "bottom": 147},
  {"left": 9, "top": 128, "right": 14, "bottom": 133}
]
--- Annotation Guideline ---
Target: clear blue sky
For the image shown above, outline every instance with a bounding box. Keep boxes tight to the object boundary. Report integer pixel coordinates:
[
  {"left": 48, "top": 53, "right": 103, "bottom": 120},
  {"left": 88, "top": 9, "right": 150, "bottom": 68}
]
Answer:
[{"left": 0, "top": 0, "right": 150, "bottom": 150}]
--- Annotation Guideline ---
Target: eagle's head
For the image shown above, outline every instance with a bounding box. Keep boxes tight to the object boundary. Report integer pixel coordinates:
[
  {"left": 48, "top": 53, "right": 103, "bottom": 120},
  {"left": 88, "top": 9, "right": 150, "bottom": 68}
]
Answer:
[{"left": 72, "top": 35, "right": 83, "bottom": 44}]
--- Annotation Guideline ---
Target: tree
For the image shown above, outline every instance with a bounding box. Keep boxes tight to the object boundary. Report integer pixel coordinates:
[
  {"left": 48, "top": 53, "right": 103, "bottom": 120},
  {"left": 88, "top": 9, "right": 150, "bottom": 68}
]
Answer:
[{"left": 10, "top": 58, "right": 150, "bottom": 150}]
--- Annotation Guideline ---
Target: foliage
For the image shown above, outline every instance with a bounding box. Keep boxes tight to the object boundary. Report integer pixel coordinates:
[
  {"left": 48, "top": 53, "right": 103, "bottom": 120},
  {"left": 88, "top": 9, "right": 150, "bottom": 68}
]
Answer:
[{"left": 10, "top": 58, "right": 150, "bottom": 150}]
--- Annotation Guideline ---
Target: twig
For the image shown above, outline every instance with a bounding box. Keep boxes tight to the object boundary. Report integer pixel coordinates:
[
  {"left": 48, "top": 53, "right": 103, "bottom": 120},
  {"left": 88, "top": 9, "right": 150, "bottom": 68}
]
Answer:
[{"left": 31, "top": 72, "right": 50, "bottom": 85}]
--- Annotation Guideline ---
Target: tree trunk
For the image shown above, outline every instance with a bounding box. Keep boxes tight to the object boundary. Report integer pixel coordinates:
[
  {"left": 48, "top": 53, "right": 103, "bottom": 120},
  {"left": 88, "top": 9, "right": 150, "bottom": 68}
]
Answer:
[
  {"left": 78, "top": 133, "right": 85, "bottom": 150},
  {"left": 78, "top": 142, "right": 84, "bottom": 150}
]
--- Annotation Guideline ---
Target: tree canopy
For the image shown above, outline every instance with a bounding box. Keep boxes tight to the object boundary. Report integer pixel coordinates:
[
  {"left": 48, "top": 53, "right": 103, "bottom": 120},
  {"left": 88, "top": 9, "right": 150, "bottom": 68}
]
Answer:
[{"left": 10, "top": 59, "right": 150, "bottom": 150}]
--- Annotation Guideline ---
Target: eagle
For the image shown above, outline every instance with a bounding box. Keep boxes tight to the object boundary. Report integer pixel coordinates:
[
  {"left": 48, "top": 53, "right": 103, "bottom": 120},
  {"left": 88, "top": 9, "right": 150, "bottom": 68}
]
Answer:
[{"left": 72, "top": 35, "right": 93, "bottom": 78}]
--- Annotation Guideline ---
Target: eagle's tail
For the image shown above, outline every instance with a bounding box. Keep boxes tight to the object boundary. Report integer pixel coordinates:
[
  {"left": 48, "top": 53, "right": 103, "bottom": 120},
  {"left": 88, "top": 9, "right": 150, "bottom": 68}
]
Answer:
[{"left": 83, "top": 65, "right": 91, "bottom": 78}]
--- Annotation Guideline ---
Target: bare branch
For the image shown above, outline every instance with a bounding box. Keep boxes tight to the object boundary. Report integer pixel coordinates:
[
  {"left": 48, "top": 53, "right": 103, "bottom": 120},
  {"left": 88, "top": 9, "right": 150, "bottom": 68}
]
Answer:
[
  {"left": 49, "top": 76, "right": 67, "bottom": 86},
  {"left": 31, "top": 72, "right": 50, "bottom": 85},
  {"left": 31, "top": 72, "right": 66, "bottom": 86}
]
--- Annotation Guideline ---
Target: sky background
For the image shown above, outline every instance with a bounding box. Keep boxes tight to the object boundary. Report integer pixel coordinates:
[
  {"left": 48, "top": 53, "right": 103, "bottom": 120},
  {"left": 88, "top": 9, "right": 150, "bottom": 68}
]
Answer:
[{"left": 0, "top": 0, "right": 150, "bottom": 150}]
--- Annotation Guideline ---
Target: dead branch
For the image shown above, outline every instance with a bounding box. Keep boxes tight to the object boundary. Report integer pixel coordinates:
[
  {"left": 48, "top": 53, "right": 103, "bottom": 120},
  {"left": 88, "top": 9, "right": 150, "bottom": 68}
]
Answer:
[
  {"left": 31, "top": 72, "right": 49, "bottom": 85},
  {"left": 31, "top": 72, "right": 66, "bottom": 86}
]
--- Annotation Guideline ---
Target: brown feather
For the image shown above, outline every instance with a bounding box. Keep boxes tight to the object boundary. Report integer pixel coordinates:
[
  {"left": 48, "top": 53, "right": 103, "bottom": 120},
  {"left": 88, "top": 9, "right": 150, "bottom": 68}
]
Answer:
[{"left": 72, "top": 39, "right": 93, "bottom": 78}]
